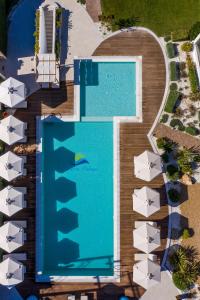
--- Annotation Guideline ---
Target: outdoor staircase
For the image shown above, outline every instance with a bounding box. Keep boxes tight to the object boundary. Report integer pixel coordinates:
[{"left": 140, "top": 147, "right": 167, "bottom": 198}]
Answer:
[{"left": 44, "top": 8, "right": 54, "bottom": 53}]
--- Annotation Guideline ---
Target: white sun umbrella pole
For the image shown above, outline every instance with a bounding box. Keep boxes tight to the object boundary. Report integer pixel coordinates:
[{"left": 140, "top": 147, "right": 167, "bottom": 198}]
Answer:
[
  {"left": 134, "top": 150, "right": 162, "bottom": 181},
  {"left": 133, "top": 186, "right": 160, "bottom": 217},
  {"left": 133, "top": 223, "right": 160, "bottom": 253},
  {"left": 0, "top": 222, "right": 24, "bottom": 253},
  {"left": 133, "top": 259, "right": 161, "bottom": 289},
  {"left": 0, "top": 77, "right": 26, "bottom": 108},
  {"left": 0, "top": 186, "right": 24, "bottom": 216},
  {"left": 0, "top": 115, "right": 25, "bottom": 145},
  {"left": 0, "top": 151, "right": 24, "bottom": 181},
  {"left": 0, "top": 257, "right": 25, "bottom": 287}
]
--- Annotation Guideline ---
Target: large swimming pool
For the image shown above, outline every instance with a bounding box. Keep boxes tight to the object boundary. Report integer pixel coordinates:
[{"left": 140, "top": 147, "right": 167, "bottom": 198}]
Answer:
[
  {"left": 39, "top": 121, "right": 114, "bottom": 277},
  {"left": 79, "top": 60, "right": 136, "bottom": 119}
]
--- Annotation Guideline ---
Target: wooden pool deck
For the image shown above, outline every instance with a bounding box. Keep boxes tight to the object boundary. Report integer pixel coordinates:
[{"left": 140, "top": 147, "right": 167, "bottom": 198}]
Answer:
[{"left": 6, "top": 29, "right": 167, "bottom": 299}]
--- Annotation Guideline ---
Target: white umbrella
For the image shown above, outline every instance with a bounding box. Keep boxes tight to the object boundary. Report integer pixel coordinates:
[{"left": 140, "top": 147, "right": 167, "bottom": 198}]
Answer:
[
  {"left": 0, "top": 151, "right": 23, "bottom": 181},
  {"left": 0, "top": 115, "right": 25, "bottom": 145},
  {"left": 133, "top": 259, "right": 161, "bottom": 289},
  {"left": 133, "top": 223, "right": 160, "bottom": 253},
  {"left": 0, "top": 186, "right": 24, "bottom": 216},
  {"left": 0, "top": 222, "right": 24, "bottom": 253},
  {"left": 134, "top": 150, "right": 162, "bottom": 181},
  {"left": 133, "top": 187, "right": 160, "bottom": 217},
  {"left": 0, "top": 77, "right": 26, "bottom": 107},
  {"left": 0, "top": 257, "right": 25, "bottom": 287}
]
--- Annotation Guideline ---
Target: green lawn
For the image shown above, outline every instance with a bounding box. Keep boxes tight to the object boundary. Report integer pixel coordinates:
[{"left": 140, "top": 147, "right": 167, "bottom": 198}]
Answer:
[
  {"left": 0, "top": 0, "right": 6, "bottom": 54},
  {"left": 101, "top": 0, "right": 200, "bottom": 36}
]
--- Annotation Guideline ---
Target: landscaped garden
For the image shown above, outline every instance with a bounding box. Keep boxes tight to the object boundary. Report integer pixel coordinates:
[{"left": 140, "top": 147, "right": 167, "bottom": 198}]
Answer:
[{"left": 101, "top": 0, "right": 200, "bottom": 36}]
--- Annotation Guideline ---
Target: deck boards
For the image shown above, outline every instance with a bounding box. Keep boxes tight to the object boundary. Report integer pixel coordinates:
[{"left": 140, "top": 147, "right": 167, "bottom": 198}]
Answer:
[{"left": 7, "top": 30, "right": 167, "bottom": 299}]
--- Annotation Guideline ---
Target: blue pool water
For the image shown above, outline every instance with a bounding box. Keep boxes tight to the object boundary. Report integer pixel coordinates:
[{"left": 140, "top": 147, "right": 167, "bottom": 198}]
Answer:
[
  {"left": 80, "top": 61, "right": 136, "bottom": 118},
  {"left": 41, "top": 121, "right": 114, "bottom": 276}
]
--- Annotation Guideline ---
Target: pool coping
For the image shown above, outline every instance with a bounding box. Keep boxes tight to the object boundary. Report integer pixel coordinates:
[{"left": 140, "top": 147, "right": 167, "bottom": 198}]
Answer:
[{"left": 36, "top": 56, "right": 142, "bottom": 283}]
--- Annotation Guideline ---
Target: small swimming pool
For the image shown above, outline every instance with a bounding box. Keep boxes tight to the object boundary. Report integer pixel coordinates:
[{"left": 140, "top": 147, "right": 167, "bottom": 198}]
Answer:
[
  {"left": 79, "top": 60, "right": 137, "bottom": 119},
  {"left": 39, "top": 121, "right": 114, "bottom": 277}
]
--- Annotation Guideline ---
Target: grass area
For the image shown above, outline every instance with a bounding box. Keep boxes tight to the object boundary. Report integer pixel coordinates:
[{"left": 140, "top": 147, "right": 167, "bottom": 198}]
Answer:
[
  {"left": 0, "top": 0, "right": 6, "bottom": 54},
  {"left": 101, "top": 0, "right": 200, "bottom": 36}
]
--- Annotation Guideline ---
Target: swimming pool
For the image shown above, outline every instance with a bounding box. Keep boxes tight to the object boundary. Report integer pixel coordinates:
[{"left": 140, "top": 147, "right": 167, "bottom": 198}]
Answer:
[
  {"left": 38, "top": 121, "right": 114, "bottom": 278},
  {"left": 77, "top": 58, "right": 138, "bottom": 120}
]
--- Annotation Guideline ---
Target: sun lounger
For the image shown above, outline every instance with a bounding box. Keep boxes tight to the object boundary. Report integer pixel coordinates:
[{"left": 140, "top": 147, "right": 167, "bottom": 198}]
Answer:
[
  {"left": 134, "top": 253, "right": 157, "bottom": 262},
  {"left": 4, "top": 220, "right": 27, "bottom": 228},
  {"left": 3, "top": 253, "right": 27, "bottom": 261},
  {"left": 14, "top": 187, "right": 27, "bottom": 207},
  {"left": 134, "top": 221, "right": 157, "bottom": 229},
  {"left": 68, "top": 296, "right": 76, "bottom": 300}
]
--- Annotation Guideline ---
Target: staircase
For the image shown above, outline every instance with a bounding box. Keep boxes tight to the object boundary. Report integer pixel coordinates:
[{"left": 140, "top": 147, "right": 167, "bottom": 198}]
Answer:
[{"left": 44, "top": 8, "right": 54, "bottom": 53}]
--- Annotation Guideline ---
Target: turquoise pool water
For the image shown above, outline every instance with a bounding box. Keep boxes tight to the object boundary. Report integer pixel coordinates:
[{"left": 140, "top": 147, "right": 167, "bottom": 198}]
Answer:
[
  {"left": 41, "top": 121, "right": 114, "bottom": 276},
  {"left": 80, "top": 60, "right": 136, "bottom": 118}
]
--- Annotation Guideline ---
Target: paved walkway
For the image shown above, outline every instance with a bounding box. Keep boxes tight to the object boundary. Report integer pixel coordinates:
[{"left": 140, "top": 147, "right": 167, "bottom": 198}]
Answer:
[
  {"left": 140, "top": 271, "right": 178, "bottom": 300},
  {"left": 43, "top": 0, "right": 103, "bottom": 80},
  {"left": 86, "top": 0, "right": 102, "bottom": 22}
]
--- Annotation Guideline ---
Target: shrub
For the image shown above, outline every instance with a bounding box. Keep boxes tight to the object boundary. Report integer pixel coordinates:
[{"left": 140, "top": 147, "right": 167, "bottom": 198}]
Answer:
[
  {"left": 190, "top": 92, "right": 200, "bottom": 102},
  {"left": 0, "top": 178, "right": 6, "bottom": 191},
  {"left": 185, "top": 126, "right": 199, "bottom": 136},
  {"left": 182, "top": 228, "right": 191, "bottom": 239},
  {"left": 77, "top": 0, "right": 86, "bottom": 4},
  {"left": 166, "top": 42, "right": 175, "bottom": 58},
  {"left": 114, "top": 16, "right": 137, "bottom": 29},
  {"left": 174, "top": 107, "right": 184, "bottom": 118},
  {"left": 34, "top": 10, "right": 40, "bottom": 54},
  {"left": 186, "top": 55, "right": 199, "bottom": 93},
  {"left": 189, "top": 104, "right": 196, "bottom": 116},
  {"left": 161, "top": 152, "right": 169, "bottom": 163},
  {"left": 170, "top": 119, "right": 185, "bottom": 131},
  {"left": 168, "top": 188, "right": 180, "bottom": 202},
  {"left": 156, "top": 137, "right": 173, "bottom": 152},
  {"left": 170, "top": 83, "right": 178, "bottom": 91},
  {"left": 177, "top": 148, "right": 193, "bottom": 175},
  {"left": 170, "top": 61, "right": 179, "bottom": 81},
  {"left": 172, "top": 272, "right": 190, "bottom": 291},
  {"left": 189, "top": 22, "right": 200, "bottom": 41},
  {"left": 164, "top": 36, "right": 171, "bottom": 42},
  {"left": 166, "top": 165, "right": 180, "bottom": 181},
  {"left": 181, "top": 42, "right": 193, "bottom": 52},
  {"left": 171, "top": 29, "right": 189, "bottom": 42},
  {"left": 193, "top": 153, "right": 200, "bottom": 162},
  {"left": 160, "top": 114, "right": 169, "bottom": 124},
  {"left": 165, "top": 91, "right": 180, "bottom": 113}
]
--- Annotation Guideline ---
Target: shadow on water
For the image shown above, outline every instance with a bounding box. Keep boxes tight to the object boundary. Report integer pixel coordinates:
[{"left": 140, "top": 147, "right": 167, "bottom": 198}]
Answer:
[{"left": 74, "top": 60, "right": 99, "bottom": 117}]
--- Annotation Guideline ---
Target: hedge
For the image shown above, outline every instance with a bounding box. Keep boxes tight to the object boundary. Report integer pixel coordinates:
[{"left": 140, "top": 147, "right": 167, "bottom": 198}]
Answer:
[
  {"left": 170, "top": 61, "right": 178, "bottom": 81},
  {"left": 168, "top": 188, "right": 180, "bottom": 202},
  {"left": 170, "top": 119, "right": 185, "bottom": 131},
  {"left": 185, "top": 126, "right": 199, "bottom": 136},
  {"left": 164, "top": 90, "right": 180, "bottom": 113},
  {"left": 186, "top": 55, "right": 199, "bottom": 93},
  {"left": 166, "top": 42, "right": 175, "bottom": 58},
  {"left": 171, "top": 29, "right": 189, "bottom": 42}
]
